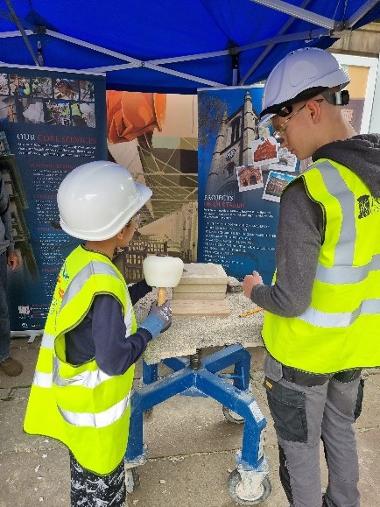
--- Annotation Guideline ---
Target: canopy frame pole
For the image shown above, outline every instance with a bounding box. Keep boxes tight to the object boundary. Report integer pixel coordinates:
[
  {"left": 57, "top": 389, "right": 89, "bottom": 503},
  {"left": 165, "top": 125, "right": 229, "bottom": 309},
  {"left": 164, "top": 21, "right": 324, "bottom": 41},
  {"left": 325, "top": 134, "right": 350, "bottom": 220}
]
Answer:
[
  {"left": 46, "top": 29, "right": 224, "bottom": 87},
  {"left": 130, "top": 28, "right": 333, "bottom": 66},
  {"left": 4, "top": 0, "right": 40, "bottom": 66},
  {"left": 250, "top": 0, "right": 338, "bottom": 30},
  {"left": 0, "top": 29, "right": 33, "bottom": 38},
  {"left": 240, "top": 0, "right": 313, "bottom": 84},
  {"left": 83, "top": 28, "right": 335, "bottom": 73},
  {"left": 46, "top": 29, "right": 141, "bottom": 65},
  {"left": 347, "top": 0, "right": 379, "bottom": 28}
]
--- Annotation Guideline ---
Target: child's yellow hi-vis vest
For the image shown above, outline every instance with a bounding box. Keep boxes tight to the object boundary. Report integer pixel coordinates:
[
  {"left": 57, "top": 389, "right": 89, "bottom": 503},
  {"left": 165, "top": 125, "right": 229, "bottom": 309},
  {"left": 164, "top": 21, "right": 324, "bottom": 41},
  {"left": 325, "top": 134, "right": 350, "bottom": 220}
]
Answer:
[{"left": 24, "top": 246, "right": 137, "bottom": 474}]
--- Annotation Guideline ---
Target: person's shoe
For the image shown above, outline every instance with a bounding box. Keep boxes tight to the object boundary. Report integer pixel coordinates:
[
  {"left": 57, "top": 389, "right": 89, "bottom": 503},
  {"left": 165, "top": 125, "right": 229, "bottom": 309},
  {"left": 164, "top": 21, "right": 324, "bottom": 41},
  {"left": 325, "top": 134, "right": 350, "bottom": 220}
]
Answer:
[{"left": 0, "top": 357, "right": 23, "bottom": 376}]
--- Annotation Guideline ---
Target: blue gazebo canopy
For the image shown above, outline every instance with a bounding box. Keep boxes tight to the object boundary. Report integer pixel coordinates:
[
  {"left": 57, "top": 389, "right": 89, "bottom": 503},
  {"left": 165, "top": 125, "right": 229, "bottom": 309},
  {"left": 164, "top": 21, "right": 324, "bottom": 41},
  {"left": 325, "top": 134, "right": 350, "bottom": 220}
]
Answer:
[{"left": 1, "top": 0, "right": 380, "bottom": 93}]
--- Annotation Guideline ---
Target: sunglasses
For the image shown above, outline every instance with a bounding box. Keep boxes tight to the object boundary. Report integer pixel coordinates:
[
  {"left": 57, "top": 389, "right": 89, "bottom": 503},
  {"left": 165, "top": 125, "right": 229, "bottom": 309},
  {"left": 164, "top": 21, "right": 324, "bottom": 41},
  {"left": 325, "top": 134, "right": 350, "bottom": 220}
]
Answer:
[{"left": 272, "top": 99, "right": 324, "bottom": 143}]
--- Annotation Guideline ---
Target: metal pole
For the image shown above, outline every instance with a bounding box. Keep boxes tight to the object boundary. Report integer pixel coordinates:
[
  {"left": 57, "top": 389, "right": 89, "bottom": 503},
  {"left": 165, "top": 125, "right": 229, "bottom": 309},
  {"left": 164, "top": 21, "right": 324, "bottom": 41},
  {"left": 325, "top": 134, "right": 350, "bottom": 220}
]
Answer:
[
  {"left": 4, "top": 0, "right": 40, "bottom": 66},
  {"left": 189, "top": 350, "right": 201, "bottom": 370},
  {"left": 240, "top": 0, "right": 313, "bottom": 84},
  {"left": 250, "top": 0, "right": 337, "bottom": 30},
  {"left": 347, "top": 0, "right": 380, "bottom": 28}
]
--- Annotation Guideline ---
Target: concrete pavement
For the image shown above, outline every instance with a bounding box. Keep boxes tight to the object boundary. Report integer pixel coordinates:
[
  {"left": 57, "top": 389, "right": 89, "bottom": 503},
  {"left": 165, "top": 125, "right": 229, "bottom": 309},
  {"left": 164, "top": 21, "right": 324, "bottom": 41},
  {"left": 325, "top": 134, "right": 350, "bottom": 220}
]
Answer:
[{"left": 1, "top": 339, "right": 379, "bottom": 507}]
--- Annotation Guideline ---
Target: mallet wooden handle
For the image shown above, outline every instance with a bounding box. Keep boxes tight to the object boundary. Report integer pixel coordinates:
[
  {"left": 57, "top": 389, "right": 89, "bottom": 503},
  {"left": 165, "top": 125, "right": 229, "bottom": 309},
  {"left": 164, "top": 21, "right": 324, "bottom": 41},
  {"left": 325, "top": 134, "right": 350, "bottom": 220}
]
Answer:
[
  {"left": 239, "top": 307, "right": 263, "bottom": 318},
  {"left": 157, "top": 287, "right": 167, "bottom": 306}
]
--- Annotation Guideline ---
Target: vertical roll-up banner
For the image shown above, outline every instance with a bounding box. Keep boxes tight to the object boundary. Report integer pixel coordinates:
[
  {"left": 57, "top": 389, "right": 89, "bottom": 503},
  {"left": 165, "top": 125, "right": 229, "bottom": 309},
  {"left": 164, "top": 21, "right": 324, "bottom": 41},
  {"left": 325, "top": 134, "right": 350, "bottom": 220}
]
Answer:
[
  {"left": 0, "top": 66, "right": 106, "bottom": 332},
  {"left": 197, "top": 86, "right": 299, "bottom": 284}
]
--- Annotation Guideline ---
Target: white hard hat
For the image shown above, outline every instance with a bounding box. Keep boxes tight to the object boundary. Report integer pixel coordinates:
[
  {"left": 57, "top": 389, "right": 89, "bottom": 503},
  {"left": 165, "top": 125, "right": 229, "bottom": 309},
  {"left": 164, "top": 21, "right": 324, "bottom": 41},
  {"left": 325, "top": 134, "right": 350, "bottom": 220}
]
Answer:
[
  {"left": 57, "top": 161, "right": 152, "bottom": 241},
  {"left": 259, "top": 48, "right": 349, "bottom": 125}
]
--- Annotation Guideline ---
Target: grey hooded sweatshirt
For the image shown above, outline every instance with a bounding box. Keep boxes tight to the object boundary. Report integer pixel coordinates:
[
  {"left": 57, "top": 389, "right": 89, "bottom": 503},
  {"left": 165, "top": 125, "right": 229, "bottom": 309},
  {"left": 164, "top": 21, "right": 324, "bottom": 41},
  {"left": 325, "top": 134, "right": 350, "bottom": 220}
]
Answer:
[{"left": 252, "top": 134, "right": 380, "bottom": 316}]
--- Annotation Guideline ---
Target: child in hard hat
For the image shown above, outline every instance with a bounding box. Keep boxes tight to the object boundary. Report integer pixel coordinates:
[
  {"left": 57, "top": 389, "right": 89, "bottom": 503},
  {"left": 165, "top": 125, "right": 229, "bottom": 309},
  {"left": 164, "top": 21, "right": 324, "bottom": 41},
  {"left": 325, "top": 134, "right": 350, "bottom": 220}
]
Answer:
[{"left": 24, "top": 161, "right": 171, "bottom": 507}]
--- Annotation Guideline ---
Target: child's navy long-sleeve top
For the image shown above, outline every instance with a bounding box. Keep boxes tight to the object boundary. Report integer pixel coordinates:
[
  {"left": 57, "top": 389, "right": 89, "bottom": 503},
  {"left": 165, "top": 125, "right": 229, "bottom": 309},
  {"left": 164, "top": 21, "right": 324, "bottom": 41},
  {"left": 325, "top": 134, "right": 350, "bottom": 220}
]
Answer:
[{"left": 65, "top": 280, "right": 152, "bottom": 375}]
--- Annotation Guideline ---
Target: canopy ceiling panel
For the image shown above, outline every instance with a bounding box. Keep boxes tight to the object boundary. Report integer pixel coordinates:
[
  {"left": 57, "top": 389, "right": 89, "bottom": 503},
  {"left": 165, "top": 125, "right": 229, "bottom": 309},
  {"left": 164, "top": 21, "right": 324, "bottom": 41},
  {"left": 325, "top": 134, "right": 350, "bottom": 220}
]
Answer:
[{"left": 0, "top": 0, "right": 380, "bottom": 92}]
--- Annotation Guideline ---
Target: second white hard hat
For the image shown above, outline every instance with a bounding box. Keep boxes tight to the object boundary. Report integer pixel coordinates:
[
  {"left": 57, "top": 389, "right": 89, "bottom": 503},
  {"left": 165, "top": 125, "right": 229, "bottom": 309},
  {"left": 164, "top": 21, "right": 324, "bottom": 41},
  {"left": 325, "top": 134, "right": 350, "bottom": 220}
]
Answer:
[
  {"left": 57, "top": 161, "right": 152, "bottom": 241},
  {"left": 259, "top": 48, "right": 349, "bottom": 125}
]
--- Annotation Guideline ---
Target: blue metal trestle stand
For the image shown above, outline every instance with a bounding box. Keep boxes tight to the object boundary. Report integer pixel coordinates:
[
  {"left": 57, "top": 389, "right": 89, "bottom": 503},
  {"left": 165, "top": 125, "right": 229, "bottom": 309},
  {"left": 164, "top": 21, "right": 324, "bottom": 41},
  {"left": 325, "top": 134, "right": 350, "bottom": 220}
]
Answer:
[{"left": 125, "top": 344, "right": 271, "bottom": 504}]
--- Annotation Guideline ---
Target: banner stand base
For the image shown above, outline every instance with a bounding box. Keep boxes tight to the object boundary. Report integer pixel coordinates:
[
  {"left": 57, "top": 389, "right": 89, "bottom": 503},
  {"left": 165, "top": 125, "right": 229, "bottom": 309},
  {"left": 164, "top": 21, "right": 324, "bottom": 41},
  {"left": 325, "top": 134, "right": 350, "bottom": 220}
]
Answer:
[{"left": 11, "top": 330, "right": 44, "bottom": 344}]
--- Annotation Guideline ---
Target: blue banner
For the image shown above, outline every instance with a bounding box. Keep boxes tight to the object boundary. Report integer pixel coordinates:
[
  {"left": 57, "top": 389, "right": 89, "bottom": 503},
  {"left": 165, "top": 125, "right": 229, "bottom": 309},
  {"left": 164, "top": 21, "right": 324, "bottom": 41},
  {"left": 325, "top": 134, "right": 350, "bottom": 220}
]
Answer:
[
  {"left": 0, "top": 66, "right": 106, "bottom": 330},
  {"left": 197, "top": 86, "right": 298, "bottom": 284}
]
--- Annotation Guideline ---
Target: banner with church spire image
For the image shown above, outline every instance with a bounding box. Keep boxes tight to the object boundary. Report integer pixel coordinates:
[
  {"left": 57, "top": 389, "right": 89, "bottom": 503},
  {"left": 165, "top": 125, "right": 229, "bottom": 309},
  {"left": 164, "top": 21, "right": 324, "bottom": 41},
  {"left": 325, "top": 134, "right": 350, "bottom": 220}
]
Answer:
[{"left": 197, "top": 86, "right": 298, "bottom": 284}]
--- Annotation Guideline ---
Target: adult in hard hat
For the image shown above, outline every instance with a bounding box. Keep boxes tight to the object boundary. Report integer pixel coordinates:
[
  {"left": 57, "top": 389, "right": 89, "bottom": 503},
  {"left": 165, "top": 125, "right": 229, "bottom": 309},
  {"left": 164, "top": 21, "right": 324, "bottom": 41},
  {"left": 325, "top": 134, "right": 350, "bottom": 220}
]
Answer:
[
  {"left": 243, "top": 48, "right": 380, "bottom": 507},
  {"left": 24, "top": 161, "right": 172, "bottom": 507}
]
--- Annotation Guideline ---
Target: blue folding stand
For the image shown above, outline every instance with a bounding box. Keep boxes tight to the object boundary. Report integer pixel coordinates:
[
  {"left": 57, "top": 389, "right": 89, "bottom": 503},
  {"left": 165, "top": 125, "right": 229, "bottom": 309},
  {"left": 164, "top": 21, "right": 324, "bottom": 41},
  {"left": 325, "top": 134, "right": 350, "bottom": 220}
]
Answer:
[{"left": 125, "top": 344, "right": 270, "bottom": 503}]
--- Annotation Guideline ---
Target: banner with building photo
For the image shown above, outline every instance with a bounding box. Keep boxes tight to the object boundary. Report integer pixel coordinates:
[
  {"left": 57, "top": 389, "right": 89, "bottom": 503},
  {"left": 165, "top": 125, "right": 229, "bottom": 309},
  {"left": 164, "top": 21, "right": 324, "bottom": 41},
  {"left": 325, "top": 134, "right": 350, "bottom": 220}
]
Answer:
[
  {"left": 107, "top": 91, "right": 198, "bottom": 282},
  {"left": 0, "top": 66, "right": 106, "bottom": 331},
  {"left": 197, "top": 86, "right": 299, "bottom": 284}
]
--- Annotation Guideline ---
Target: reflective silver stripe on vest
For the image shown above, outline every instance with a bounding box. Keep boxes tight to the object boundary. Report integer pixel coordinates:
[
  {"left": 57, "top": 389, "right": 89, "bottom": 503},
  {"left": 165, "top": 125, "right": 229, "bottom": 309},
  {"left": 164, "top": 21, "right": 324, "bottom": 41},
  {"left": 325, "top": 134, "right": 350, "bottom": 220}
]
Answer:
[
  {"left": 53, "top": 356, "right": 113, "bottom": 388},
  {"left": 124, "top": 295, "right": 133, "bottom": 338},
  {"left": 61, "top": 261, "right": 121, "bottom": 310},
  {"left": 33, "top": 371, "right": 52, "bottom": 388},
  {"left": 316, "top": 254, "right": 380, "bottom": 284},
  {"left": 317, "top": 161, "right": 356, "bottom": 265},
  {"left": 299, "top": 298, "right": 380, "bottom": 328},
  {"left": 41, "top": 333, "right": 55, "bottom": 350},
  {"left": 58, "top": 392, "right": 131, "bottom": 428}
]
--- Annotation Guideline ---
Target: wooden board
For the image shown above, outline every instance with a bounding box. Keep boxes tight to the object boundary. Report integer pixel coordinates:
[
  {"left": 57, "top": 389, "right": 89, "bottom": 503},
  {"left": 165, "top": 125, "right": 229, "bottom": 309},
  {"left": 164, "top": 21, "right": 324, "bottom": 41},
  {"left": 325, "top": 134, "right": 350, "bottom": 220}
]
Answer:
[
  {"left": 172, "top": 299, "right": 230, "bottom": 316},
  {"left": 179, "top": 263, "right": 228, "bottom": 285},
  {"left": 172, "top": 291, "right": 226, "bottom": 301},
  {"left": 173, "top": 283, "right": 227, "bottom": 294}
]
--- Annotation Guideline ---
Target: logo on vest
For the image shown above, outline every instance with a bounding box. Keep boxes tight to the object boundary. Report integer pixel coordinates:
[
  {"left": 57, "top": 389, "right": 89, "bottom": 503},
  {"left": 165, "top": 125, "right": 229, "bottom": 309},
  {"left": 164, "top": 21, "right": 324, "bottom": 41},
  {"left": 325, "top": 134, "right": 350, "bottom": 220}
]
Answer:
[{"left": 357, "top": 194, "right": 380, "bottom": 219}]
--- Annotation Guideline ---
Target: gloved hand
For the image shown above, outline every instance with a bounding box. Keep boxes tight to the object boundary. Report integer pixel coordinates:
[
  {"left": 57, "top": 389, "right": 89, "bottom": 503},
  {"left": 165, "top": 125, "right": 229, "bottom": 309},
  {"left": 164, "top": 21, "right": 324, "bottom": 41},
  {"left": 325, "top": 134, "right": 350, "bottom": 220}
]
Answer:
[{"left": 139, "top": 300, "right": 172, "bottom": 339}]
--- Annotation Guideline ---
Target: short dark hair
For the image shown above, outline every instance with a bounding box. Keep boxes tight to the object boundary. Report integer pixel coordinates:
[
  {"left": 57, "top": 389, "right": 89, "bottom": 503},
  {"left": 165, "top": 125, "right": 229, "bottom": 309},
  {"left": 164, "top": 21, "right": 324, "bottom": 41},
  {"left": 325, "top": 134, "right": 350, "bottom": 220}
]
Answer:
[{"left": 260, "top": 86, "right": 328, "bottom": 119}]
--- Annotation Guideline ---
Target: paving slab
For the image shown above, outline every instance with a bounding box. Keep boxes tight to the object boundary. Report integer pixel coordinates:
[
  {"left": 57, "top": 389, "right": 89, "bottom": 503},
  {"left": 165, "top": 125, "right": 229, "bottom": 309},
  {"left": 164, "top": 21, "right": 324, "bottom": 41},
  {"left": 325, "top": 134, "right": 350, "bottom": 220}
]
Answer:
[
  {"left": 128, "top": 447, "right": 288, "bottom": 507},
  {"left": 357, "top": 374, "right": 380, "bottom": 429},
  {"left": 143, "top": 395, "right": 246, "bottom": 459},
  {"left": 0, "top": 339, "right": 39, "bottom": 389},
  {"left": 0, "top": 387, "right": 60, "bottom": 455},
  {"left": 356, "top": 427, "right": 380, "bottom": 503},
  {"left": 0, "top": 446, "right": 69, "bottom": 507}
]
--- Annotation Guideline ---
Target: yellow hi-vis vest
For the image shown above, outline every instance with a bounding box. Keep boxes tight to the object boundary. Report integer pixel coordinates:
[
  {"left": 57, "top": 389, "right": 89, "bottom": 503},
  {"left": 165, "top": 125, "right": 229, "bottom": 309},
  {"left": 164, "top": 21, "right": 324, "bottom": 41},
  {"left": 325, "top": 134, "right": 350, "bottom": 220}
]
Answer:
[
  {"left": 262, "top": 159, "right": 380, "bottom": 374},
  {"left": 24, "top": 245, "right": 137, "bottom": 475}
]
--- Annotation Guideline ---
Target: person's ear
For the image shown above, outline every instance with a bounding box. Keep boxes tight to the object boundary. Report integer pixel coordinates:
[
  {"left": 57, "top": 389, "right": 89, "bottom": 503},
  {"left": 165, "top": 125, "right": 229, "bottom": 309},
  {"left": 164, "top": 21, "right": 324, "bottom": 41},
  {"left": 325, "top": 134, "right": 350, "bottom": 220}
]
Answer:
[
  {"left": 116, "top": 226, "right": 128, "bottom": 239},
  {"left": 306, "top": 100, "right": 323, "bottom": 124}
]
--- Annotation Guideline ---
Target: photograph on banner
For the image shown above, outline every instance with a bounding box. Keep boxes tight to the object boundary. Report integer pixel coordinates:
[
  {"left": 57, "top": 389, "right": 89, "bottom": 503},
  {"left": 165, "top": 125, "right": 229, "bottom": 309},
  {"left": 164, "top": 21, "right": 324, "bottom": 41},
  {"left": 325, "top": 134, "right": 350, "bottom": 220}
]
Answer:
[
  {"left": 0, "top": 66, "right": 106, "bottom": 330},
  {"left": 263, "top": 171, "right": 296, "bottom": 203},
  {"left": 197, "top": 86, "right": 299, "bottom": 283},
  {"left": 236, "top": 165, "right": 264, "bottom": 192},
  {"left": 107, "top": 91, "right": 198, "bottom": 283},
  {"left": 269, "top": 147, "right": 297, "bottom": 172},
  {"left": 31, "top": 77, "right": 53, "bottom": 98},
  {"left": 252, "top": 136, "right": 278, "bottom": 166}
]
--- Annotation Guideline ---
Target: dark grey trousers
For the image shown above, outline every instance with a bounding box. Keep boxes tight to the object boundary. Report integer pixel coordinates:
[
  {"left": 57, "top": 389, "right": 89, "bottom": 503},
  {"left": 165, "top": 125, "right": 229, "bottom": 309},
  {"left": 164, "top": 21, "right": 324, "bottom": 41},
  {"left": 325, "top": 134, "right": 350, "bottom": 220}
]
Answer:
[
  {"left": 264, "top": 354, "right": 363, "bottom": 507},
  {"left": 0, "top": 252, "right": 10, "bottom": 362}
]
